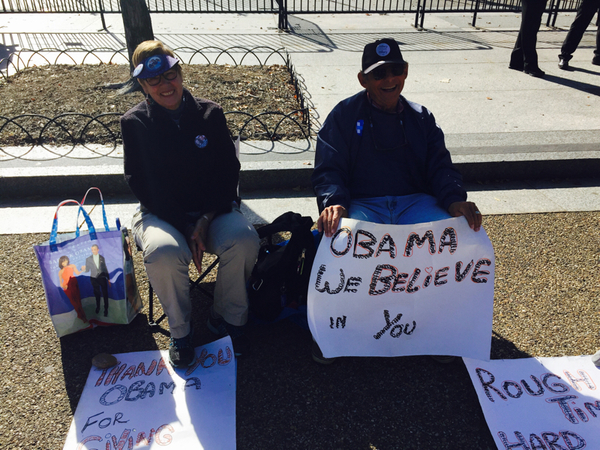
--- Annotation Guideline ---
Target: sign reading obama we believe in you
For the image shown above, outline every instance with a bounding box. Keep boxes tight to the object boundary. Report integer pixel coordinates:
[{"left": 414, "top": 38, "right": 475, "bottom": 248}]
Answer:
[
  {"left": 64, "top": 336, "right": 236, "bottom": 450},
  {"left": 308, "top": 217, "right": 495, "bottom": 359}
]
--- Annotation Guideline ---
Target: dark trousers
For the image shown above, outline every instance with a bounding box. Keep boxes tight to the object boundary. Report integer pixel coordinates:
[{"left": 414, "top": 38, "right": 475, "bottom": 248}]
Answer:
[
  {"left": 559, "top": 0, "right": 600, "bottom": 60},
  {"left": 91, "top": 275, "right": 109, "bottom": 312},
  {"left": 510, "top": 0, "right": 548, "bottom": 70}
]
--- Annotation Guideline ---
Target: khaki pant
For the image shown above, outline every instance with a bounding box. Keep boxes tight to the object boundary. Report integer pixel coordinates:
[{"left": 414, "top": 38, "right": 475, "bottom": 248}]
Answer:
[{"left": 132, "top": 205, "right": 259, "bottom": 338}]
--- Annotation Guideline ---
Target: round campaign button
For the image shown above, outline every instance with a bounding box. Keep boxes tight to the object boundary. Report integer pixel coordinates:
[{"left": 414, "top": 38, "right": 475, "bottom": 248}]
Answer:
[
  {"left": 195, "top": 135, "right": 208, "bottom": 148},
  {"left": 132, "top": 63, "right": 144, "bottom": 78},
  {"left": 146, "top": 55, "right": 163, "bottom": 72},
  {"left": 376, "top": 43, "right": 391, "bottom": 57}
]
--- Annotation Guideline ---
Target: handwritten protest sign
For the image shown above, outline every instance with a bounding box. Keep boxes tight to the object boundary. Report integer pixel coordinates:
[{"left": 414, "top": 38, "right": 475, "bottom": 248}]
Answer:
[
  {"left": 463, "top": 355, "right": 600, "bottom": 450},
  {"left": 308, "top": 217, "right": 495, "bottom": 359},
  {"left": 64, "top": 337, "right": 236, "bottom": 450}
]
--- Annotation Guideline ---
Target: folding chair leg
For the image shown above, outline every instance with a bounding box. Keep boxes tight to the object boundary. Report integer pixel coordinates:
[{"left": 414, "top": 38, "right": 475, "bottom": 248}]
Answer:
[
  {"left": 147, "top": 257, "right": 218, "bottom": 330},
  {"left": 190, "top": 257, "right": 219, "bottom": 300},
  {"left": 147, "top": 282, "right": 166, "bottom": 327}
]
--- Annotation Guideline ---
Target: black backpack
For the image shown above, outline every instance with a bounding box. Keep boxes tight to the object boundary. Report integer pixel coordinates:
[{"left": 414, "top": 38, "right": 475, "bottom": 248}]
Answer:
[{"left": 248, "top": 211, "right": 317, "bottom": 322}]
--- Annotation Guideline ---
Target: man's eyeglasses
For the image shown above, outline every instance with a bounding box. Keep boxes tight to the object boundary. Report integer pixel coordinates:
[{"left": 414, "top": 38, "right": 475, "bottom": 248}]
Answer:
[
  {"left": 369, "top": 64, "right": 406, "bottom": 81},
  {"left": 143, "top": 69, "right": 179, "bottom": 86}
]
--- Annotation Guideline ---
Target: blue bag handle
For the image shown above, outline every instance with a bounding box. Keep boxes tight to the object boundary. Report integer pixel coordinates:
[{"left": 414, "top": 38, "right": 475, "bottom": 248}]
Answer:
[
  {"left": 49, "top": 200, "right": 97, "bottom": 250},
  {"left": 79, "top": 187, "right": 110, "bottom": 232}
]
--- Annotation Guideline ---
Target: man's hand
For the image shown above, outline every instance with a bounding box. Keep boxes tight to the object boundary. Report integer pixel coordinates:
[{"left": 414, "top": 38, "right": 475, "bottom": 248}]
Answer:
[
  {"left": 317, "top": 205, "right": 348, "bottom": 238},
  {"left": 448, "top": 201, "right": 482, "bottom": 232},
  {"left": 186, "top": 213, "right": 213, "bottom": 273}
]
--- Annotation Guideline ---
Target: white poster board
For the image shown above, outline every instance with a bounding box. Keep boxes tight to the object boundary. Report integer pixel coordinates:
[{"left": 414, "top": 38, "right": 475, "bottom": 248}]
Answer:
[
  {"left": 308, "top": 217, "right": 495, "bottom": 359},
  {"left": 464, "top": 356, "right": 600, "bottom": 450},
  {"left": 64, "top": 336, "right": 236, "bottom": 450}
]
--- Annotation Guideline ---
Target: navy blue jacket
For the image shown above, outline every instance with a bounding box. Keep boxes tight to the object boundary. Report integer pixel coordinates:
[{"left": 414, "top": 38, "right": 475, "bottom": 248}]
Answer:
[
  {"left": 312, "top": 91, "right": 467, "bottom": 213},
  {"left": 122, "top": 89, "right": 239, "bottom": 234}
]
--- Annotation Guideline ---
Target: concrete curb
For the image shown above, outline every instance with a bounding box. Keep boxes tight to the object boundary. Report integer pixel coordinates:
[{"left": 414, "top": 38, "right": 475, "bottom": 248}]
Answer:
[{"left": 3, "top": 156, "right": 600, "bottom": 199}]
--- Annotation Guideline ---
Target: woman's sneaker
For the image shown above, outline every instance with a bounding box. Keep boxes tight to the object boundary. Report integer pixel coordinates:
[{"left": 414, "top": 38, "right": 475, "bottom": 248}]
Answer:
[
  {"left": 168, "top": 325, "right": 195, "bottom": 368},
  {"left": 207, "top": 310, "right": 249, "bottom": 357}
]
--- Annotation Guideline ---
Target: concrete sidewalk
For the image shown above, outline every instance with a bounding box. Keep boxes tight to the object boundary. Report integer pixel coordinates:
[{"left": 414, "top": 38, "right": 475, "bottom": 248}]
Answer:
[
  {"left": 2, "top": 11, "right": 599, "bottom": 137},
  {"left": 1, "top": 11, "right": 599, "bottom": 233},
  {"left": 2, "top": 178, "right": 600, "bottom": 234}
]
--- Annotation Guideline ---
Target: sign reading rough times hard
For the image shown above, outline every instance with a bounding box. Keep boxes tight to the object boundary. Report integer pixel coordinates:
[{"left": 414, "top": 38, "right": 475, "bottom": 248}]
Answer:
[
  {"left": 308, "top": 217, "right": 495, "bottom": 359},
  {"left": 463, "top": 355, "right": 600, "bottom": 450},
  {"left": 64, "top": 336, "right": 236, "bottom": 450}
]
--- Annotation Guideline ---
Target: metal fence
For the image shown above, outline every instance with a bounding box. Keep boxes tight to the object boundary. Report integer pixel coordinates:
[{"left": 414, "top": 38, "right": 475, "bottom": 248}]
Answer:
[
  {"left": 0, "top": 0, "right": 587, "bottom": 29},
  {"left": 0, "top": 47, "right": 315, "bottom": 161},
  {"left": 0, "top": 0, "right": 279, "bottom": 13}
]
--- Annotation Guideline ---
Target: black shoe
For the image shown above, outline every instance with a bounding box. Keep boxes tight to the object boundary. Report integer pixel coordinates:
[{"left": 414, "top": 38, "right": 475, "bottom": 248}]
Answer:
[
  {"left": 311, "top": 340, "right": 336, "bottom": 365},
  {"left": 104, "top": 310, "right": 108, "bottom": 317},
  {"left": 168, "top": 326, "right": 195, "bottom": 368},
  {"left": 592, "top": 55, "right": 600, "bottom": 66},
  {"left": 207, "top": 311, "right": 248, "bottom": 356},
  {"left": 95, "top": 307, "right": 100, "bottom": 314},
  {"left": 431, "top": 355, "right": 457, "bottom": 364},
  {"left": 508, "top": 64, "right": 524, "bottom": 71},
  {"left": 524, "top": 67, "right": 545, "bottom": 78},
  {"left": 558, "top": 57, "right": 573, "bottom": 71}
]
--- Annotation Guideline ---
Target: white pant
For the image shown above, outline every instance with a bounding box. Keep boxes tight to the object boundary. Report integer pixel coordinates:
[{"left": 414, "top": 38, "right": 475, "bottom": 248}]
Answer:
[{"left": 132, "top": 206, "right": 260, "bottom": 338}]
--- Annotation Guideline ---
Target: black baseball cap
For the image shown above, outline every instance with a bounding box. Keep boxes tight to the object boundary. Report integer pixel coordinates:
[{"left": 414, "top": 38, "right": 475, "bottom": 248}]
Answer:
[{"left": 362, "top": 39, "right": 406, "bottom": 74}]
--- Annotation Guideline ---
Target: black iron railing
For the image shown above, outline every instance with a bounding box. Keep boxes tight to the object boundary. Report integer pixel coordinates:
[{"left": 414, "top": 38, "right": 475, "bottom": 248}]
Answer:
[
  {"left": 0, "top": 0, "right": 585, "bottom": 29},
  {"left": 0, "top": 47, "right": 316, "bottom": 161}
]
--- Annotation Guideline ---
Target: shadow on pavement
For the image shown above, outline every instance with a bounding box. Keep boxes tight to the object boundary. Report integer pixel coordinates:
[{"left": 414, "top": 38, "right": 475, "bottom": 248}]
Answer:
[
  {"left": 236, "top": 319, "right": 498, "bottom": 449},
  {"left": 491, "top": 330, "right": 532, "bottom": 360},
  {"left": 543, "top": 73, "right": 600, "bottom": 96},
  {"left": 59, "top": 313, "right": 161, "bottom": 413}
]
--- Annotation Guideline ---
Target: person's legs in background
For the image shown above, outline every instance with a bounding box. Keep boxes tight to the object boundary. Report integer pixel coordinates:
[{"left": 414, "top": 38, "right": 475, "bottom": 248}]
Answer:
[
  {"left": 510, "top": 0, "right": 547, "bottom": 76},
  {"left": 558, "top": 0, "right": 600, "bottom": 69},
  {"left": 593, "top": 16, "right": 600, "bottom": 65}
]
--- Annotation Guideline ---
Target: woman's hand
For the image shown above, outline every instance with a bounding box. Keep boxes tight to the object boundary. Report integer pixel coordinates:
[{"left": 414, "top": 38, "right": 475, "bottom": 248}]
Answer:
[{"left": 186, "top": 213, "right": 214, "bottom": 273}]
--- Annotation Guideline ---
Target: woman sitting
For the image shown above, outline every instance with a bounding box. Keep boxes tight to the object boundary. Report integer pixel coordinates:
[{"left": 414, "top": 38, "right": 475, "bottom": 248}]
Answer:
[{"left": 121, "top": 40, "right": 259, "bottom": 368}]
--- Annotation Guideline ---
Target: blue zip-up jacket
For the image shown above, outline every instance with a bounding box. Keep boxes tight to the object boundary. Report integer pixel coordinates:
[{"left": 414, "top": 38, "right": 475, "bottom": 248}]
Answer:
[{"left": 312, "top": 91, "right": 467, "bottom": 213}]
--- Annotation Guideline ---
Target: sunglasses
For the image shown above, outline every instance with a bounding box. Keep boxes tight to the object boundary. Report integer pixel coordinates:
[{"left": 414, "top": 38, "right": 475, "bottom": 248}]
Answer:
[
  {"left": 143, "top": 68, "right": 179, "bottom": 86},
  {"left": 369, "top": 64, "right": 406, "bottom": 81}
]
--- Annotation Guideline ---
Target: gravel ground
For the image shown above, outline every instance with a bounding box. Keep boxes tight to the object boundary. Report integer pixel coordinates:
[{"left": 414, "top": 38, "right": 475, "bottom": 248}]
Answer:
[{"left": 1, "top": 211, "right": 599, "bottom": 450}]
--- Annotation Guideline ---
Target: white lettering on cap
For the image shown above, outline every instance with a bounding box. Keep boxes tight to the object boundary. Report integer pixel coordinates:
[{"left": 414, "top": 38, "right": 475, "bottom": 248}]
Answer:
[{"left": 376, "top": 43, "right": 391, "bottom": 57}]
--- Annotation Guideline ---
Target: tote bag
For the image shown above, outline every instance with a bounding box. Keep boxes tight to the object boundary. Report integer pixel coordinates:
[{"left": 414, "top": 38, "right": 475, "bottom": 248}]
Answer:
[{"left": 34, "top": 196, "right": 142, "bottom": 337}]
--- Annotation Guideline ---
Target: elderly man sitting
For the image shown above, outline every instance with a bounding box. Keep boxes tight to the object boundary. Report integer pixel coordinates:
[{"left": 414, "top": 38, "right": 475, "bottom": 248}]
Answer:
[{"left": 311, "top": 38, "right": 482, "bottom": 363}]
